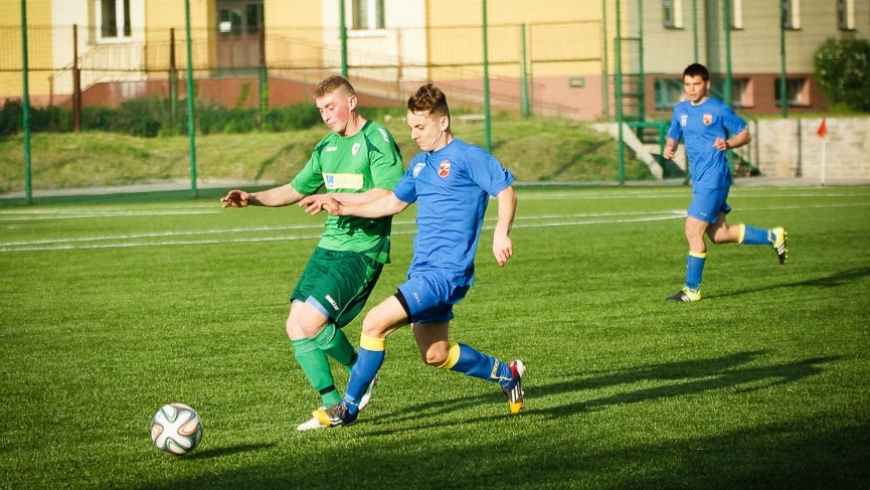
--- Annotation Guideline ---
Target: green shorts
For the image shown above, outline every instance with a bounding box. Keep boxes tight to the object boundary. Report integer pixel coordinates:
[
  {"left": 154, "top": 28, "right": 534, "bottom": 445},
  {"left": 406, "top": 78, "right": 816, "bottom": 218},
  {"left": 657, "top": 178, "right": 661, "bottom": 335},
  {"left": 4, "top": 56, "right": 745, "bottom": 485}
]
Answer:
[{"left": 290, "top": 247, "right": 384, "bottom": 328}]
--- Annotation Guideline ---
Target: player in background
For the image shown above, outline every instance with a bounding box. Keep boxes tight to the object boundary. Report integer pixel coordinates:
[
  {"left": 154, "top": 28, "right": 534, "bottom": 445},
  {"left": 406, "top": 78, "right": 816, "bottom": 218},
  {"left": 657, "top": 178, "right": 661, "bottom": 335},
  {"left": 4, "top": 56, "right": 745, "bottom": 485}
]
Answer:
[
  {"left": 220, "top": 76, "right": 404, "bottom": 430},
  {"left": 300, "top": 83, "right": 525, "bottom": 427},
  {"left": 663, "top": 63, "right": 788, "bottom": 302}
]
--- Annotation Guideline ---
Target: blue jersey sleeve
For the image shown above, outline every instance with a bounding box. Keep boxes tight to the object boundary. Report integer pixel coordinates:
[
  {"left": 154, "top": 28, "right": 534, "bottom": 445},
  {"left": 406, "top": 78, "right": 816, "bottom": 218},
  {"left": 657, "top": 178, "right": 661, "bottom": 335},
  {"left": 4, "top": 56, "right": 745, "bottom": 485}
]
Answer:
[
  {"left": 720, "top": 104, "right": 747, "bottom": 136},
  {"left": 463, "top": 145, "right": 515, "bottom": 196},
  {"left": 667, "top": 104, "right": 684, "bottom": 141}
]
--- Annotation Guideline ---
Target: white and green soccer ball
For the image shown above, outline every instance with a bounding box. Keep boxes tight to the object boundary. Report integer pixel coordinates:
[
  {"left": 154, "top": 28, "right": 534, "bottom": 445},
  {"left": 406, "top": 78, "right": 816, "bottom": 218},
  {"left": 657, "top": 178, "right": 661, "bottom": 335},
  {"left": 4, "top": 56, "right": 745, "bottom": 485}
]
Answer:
[{"left": 150, "top": 403, "right": 203, "bottom": 455}]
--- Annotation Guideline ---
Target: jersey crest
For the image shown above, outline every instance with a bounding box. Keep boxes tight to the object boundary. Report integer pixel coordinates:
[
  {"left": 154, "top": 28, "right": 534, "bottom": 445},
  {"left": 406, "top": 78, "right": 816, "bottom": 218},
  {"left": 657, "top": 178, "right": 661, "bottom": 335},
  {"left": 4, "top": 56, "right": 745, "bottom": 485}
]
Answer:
[
  {"left": 703, "top": 113, "right": 713, "bottom": 125},
  {"left": 352, "top": 142, "right": 361, "bottom": 156},
  {"left": 438, "top": 160, "right": 451, "bottom": 178}
]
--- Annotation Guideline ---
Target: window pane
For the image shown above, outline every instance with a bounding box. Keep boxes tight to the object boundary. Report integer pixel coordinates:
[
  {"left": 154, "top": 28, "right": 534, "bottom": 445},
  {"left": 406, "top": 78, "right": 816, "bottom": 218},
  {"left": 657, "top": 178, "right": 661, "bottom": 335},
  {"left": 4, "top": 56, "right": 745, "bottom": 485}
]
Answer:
[
  {"left": 123, "top": 0, "right": 131, "bottom": 37},
  {"left": 101, "top": 0, "right": 118, "bottom": 38}
]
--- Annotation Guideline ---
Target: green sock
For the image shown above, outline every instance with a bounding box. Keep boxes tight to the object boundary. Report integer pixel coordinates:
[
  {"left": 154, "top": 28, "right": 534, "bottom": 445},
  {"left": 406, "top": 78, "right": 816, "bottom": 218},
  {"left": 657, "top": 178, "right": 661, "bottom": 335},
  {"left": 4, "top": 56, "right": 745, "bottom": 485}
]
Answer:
[
  {"left": 290, "top": 338, "right": 341, "bottom": 407},
  {"left": 312, "top": 323, "right": 356, "bottom": 368}
]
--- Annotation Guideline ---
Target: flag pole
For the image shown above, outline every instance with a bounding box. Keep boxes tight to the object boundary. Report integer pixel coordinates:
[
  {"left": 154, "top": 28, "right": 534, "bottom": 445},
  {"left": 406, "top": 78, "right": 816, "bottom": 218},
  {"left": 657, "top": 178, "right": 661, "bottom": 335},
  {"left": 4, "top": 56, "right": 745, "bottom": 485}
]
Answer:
[
  {"left": 820, "top": 138, "right": 826, "bottom": 187},
  {"left": 817, "top": 117, "right": 827, "bottom": 187}
]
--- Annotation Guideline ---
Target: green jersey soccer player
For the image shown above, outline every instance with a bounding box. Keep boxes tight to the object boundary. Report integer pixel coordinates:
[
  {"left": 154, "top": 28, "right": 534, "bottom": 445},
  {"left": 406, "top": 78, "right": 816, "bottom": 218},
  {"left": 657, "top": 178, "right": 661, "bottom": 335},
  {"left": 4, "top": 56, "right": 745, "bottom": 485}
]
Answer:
[{"left": 221, "top": 76, "right": 403, "bottom": 430}]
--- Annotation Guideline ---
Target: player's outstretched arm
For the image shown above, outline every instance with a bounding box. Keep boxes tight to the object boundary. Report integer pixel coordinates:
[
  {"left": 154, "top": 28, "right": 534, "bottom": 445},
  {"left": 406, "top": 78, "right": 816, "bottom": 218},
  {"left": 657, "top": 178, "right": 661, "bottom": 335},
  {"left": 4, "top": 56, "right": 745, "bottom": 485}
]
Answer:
[
  {"left": 492, "top": 186, "right": 517, "bottom": 267},
  {"left": 221, "top": 184, "right": 303, "bottom": 209}
]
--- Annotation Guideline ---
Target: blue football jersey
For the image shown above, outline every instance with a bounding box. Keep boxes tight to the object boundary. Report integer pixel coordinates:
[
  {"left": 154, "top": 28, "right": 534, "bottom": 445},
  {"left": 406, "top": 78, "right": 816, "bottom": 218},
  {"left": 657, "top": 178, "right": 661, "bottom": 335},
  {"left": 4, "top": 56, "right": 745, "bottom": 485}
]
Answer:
[
  {"left": 394, "top": 139, "right": 514, "bottom": 286},
  {"left": 667, "top": 97, "right": 747, "bottom": 190}
]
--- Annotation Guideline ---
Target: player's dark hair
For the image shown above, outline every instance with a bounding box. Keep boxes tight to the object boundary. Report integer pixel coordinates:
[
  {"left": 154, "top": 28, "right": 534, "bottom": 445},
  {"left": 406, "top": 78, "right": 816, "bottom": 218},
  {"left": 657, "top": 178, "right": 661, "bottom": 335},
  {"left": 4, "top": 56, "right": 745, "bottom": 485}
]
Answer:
[
  {"left": 315, "top": 75, "right": 356, "bottom": 99},
  {"left": 683, "top": 63, "right": 710, "bottom": 82},
  {"left": 408, "top": 83, "right": 450, "bottom": 118}
]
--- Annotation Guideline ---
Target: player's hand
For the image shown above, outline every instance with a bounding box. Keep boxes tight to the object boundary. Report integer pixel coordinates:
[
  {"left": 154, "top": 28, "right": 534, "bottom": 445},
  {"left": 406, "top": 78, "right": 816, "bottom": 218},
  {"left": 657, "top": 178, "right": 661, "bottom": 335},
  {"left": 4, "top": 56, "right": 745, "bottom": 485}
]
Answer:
[
  {"left": 713, "top": 137, "right": 729, "bottom": 151},
  {"left": 221, "top": 190, "right": 250, "bottom": 209},
  {"left": 299, "top": 195, "right": 343, "bottom": 216},
  {"left": 492, "top": 234, "right": 513, "bottom": 267},
  {"left": 663, "top": 146, "right": 676, "bottom": 159}
]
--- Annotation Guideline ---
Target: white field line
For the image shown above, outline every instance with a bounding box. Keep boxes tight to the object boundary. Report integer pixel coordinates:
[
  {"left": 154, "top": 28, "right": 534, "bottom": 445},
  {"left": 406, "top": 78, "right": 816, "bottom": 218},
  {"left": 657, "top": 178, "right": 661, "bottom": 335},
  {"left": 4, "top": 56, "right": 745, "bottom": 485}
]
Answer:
[
  {"left": 0, "top": 211, "right": 682, "bottom": 253},
  {"left": 2, "top": 201, "right": 869, "bottom": 253}
]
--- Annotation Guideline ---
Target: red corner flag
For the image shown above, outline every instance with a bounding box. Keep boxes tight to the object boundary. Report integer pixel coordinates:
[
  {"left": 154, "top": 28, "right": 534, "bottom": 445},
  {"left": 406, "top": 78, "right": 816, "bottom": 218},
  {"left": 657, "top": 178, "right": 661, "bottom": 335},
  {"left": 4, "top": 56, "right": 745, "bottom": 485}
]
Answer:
[{"left": 817, "top": 117, "right": 828, "bottom": 138}]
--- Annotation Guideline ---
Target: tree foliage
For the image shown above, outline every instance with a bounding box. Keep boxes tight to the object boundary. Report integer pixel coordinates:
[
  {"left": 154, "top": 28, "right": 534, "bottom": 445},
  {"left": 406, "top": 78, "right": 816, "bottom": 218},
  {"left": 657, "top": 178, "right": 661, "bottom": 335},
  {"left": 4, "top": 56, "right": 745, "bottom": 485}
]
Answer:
[{"left": 813, "top": 37, "right": 870, "bottom": 112}]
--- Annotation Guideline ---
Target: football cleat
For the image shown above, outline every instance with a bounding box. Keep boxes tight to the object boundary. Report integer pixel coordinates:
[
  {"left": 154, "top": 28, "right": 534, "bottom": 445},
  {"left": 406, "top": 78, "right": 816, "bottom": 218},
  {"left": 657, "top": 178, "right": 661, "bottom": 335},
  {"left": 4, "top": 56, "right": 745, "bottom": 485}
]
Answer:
[
  {"left": 358, "top": 376, "right": 377, "bottom": 412},
  {"left": 313, "top": 402, "right": 357, "bottom": 428},
  {"left": 502, "top": 360, "right": 526, "bottom": 414},
  {"left": 772, "top": 227, "right": 788, "bottom": 264},
  {"left": 296, "top": 410, "right": 328, "bottom": 432},
  {"left": 665, "top": 287, "right": 701, "bottom": 302}
]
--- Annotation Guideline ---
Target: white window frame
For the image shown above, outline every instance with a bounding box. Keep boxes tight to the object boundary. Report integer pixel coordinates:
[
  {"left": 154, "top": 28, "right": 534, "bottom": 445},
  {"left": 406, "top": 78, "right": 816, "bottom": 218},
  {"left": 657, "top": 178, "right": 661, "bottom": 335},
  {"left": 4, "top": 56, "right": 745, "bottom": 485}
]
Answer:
[
  {"left": 837, "top": 0, "right": 856, "bottom": 30},
  {"left": 351, "top": 0, "right": 385, "bottom": 31},
  {"left": 662, "top": 0, "right": 684, "bottom": 29},
  {"left": 781, "top": 0, "right": 801, "bottom": 30},
  {"left": 95, "top": 0, "right": 132, "bottom": 44},
  {"left": 730, "top": 0, "right": 744, "bottom": 30}
]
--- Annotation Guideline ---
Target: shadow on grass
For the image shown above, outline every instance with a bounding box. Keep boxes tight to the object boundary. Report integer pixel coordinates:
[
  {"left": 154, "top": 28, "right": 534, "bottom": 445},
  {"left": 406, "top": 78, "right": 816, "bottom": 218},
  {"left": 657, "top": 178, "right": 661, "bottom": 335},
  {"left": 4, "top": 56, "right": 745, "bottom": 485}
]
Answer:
[
  {"left": 181, "top": 442, "right": 276, "bottom": 460},
  {"left": 710, "top": 266, "right": 870, "bottom": 299},
  {"left": 367, "top": 351, "right": 835, "bottom": 426}
]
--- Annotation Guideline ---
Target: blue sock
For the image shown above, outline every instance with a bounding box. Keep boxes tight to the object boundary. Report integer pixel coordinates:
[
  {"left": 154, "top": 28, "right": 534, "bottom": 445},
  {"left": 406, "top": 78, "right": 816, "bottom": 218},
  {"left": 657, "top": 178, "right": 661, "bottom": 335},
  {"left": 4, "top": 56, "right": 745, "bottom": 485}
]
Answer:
[
  {"left": 443, "top": 343, "right": 513, "bottom": 387},
  {"left": 343, "top": 335, "right": 385, "bottom": 415},
  {"left": 740, "top": 225, "right": 773, "bottom": 245},
  {"left": 686, "top": 252, "right": 706, "bottom": 291}
]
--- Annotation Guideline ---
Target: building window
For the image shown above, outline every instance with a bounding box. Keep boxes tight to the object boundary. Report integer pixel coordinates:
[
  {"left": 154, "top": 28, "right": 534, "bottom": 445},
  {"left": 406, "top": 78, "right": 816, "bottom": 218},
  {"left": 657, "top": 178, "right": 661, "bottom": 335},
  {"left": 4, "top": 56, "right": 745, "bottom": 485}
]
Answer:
[
  {"left": 730, "top": 0, "right": 744, "bottom": 30},
  {"left": 352, "top": 0, "right": 385, "bottom": 30},
  {"left": 730, "top": 78, "right": 752, "bottom": 108},
  {"left": 781, "top": 0, "right": 800, "bottom": 30},
  {"left": 662, "top": 0, "right": 684, "bottom": 29},
  {"left": 775, "top": 78, "right": 809, "bottom": 107},
  {"left": 837, "top": 0, "right": 856, "bottom": 30},
  {"left": 654, "top": 78, "right": 683, "bottom": 110},
  {"left": 97, "top": 0, "right": 131, "bottom": 41}
]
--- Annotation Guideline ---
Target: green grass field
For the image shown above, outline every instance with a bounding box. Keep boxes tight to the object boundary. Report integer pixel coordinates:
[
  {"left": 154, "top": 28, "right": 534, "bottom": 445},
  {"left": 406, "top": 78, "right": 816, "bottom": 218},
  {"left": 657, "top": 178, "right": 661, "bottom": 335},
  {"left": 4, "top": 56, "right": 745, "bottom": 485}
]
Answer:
[{"left": 1, "top": 185, "right": 869, "bottom": 490}]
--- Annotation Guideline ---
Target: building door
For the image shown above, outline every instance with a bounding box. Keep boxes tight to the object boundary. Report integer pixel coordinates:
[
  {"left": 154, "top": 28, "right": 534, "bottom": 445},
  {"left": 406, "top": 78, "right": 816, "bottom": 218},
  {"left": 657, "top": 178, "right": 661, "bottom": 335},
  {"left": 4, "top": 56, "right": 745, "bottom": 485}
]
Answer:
[{"left": 216, "top": 0, "right": 263, "bottom": 72}]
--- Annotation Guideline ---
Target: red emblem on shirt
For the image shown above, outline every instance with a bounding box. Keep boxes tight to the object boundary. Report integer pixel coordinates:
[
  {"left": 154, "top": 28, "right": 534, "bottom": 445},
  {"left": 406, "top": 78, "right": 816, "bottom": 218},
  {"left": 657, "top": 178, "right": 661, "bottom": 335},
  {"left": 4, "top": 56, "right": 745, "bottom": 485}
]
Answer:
[
  {"left": 438, "top": 160, "right": 451, "bottom": 178},
  {"left": 703, "top": 114, "right": 713, "bottom": 125}
]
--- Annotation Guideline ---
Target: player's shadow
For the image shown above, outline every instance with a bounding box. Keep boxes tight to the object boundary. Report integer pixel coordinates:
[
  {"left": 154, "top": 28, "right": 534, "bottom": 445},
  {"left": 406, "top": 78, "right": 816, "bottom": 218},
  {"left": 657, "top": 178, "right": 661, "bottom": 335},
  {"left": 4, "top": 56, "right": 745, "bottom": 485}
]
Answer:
[
  {"left": 181, "top": 442, "right": 276, "bottom": 460},
  {"left": 365, "top": 351, "right": 837, "bottom": 434},
  {"left": 709, "top": 266, "right": 870, "bottom": 299}
]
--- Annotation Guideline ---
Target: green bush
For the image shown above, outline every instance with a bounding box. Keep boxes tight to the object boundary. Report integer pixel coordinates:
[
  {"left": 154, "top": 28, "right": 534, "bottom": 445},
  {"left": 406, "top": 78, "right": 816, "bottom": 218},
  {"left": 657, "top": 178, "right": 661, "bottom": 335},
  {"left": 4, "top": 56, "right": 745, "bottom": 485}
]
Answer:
[{"left": 813, "top": 37, "right": 870, "bottom": 112}]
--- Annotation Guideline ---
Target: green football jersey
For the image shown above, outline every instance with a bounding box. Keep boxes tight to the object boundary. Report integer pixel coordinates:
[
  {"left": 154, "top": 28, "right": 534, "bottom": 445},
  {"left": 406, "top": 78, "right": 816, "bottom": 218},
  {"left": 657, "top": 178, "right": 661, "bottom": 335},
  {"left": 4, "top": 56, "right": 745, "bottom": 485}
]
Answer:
[{"left": 291, "top": 120, "right": 403, "bottom": 264}]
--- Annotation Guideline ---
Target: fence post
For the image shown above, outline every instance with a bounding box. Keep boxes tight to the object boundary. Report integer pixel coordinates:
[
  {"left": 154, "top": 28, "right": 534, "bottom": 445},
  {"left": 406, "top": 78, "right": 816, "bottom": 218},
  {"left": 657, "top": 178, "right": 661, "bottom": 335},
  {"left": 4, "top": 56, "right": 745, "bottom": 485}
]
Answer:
[
  {"left": 20, "top": 0, "right": 32, "bottom": 204},
  {"left": 73, "top": 24, "right": 82, "bottom": 132},
  {"left": 520, "top": 23, "right": 530, "bottom": 119},
  {"left": 170, "top": 28, "right": 178, "bottom": 124},
  {"left": 258, "top": 29, "right": 267, "bottom": 121},
  {"left": 184, "top": 0, "right": 197, "bottom": 198}
]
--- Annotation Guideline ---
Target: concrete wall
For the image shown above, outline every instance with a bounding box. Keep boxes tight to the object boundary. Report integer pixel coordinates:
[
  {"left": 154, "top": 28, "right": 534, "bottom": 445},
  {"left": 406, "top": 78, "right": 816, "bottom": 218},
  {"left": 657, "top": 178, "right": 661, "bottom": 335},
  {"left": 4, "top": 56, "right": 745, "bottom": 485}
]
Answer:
[{"left": 751, "top": 117, "right": 870, "bottom": 180}]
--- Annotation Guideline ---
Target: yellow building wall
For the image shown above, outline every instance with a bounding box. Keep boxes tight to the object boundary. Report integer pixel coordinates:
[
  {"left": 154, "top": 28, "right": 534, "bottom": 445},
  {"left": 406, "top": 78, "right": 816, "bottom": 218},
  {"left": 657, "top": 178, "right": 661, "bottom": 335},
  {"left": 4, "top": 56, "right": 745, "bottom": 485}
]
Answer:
[
  {"left": 423, "top": 0, "right": 608, "bottom": 81},
  {"left": 266, "top": 2, "right": 323, "bottom": 69},
  {"left": 1, "top": 0, "right": 53, "bottom": 102},
  {"left": 143, "top": 0, "right": 213, "bottom": 72}
]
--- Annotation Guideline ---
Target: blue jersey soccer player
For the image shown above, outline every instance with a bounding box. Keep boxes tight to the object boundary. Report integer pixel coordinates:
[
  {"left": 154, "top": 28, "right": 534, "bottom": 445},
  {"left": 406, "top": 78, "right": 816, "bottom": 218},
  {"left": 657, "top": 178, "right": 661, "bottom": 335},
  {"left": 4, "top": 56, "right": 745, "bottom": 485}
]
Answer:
[
  {"left": 663, "top": 63, "right": 788, "bottom": 302},
  {"left": 300, "top": 83, "right": 525, "bottom": 426}
]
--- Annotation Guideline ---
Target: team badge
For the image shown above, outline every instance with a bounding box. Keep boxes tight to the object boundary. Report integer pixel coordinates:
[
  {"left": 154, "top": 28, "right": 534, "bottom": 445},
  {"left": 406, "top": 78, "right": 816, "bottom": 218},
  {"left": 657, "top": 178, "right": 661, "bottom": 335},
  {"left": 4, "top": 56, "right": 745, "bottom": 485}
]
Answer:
[
  {"left": 703, "top": 113, "right": 713, "bottom": 126},
  {"left": 352, "top": 142, "right": 361, "bottom": 156},
  {"left": 438, "top": 160, "right": 451, "bottom": 178}
]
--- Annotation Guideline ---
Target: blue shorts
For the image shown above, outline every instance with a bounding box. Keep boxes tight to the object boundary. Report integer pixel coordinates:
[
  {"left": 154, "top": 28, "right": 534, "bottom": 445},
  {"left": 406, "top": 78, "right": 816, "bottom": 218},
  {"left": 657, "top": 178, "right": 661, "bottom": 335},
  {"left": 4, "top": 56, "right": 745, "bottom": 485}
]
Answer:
[
  {"left": 396, "top": 271, "right": 470, "bottom": 324},
  {"left": 688, "top": 187, "right": 732, "bottom": 224}
]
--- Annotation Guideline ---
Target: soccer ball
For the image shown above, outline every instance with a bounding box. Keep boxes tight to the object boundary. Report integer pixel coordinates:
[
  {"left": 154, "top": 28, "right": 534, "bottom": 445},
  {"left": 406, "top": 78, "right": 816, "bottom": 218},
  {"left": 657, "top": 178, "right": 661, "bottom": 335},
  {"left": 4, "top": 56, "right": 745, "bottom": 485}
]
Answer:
[{"left": 150, "top": 403, "right": 203, "bottom": 455}]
